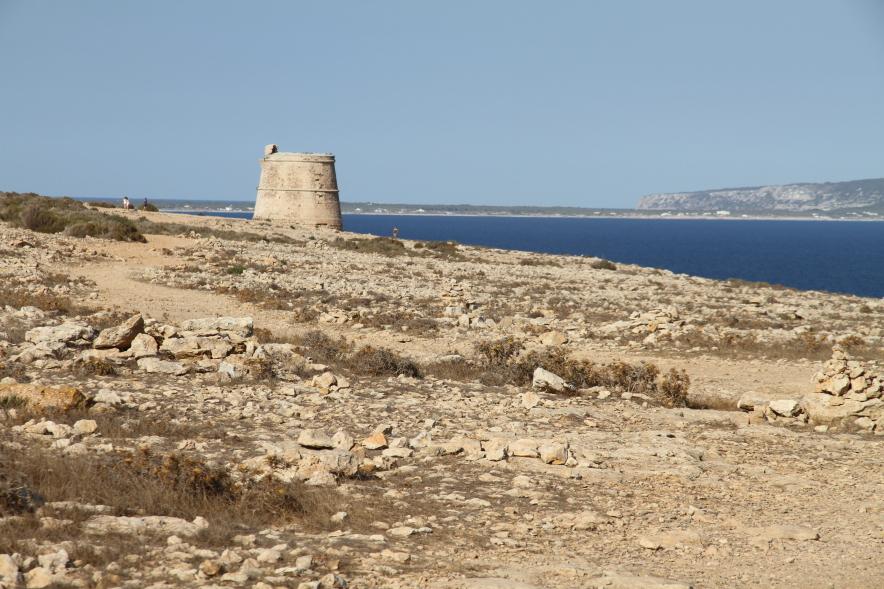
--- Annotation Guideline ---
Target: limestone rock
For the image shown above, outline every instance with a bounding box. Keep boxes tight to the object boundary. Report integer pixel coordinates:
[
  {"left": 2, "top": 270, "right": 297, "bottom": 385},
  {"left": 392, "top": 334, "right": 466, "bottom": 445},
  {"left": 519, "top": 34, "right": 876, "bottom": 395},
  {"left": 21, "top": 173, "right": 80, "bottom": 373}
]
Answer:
[
  {"left": 255, "top": 343, "right": 306, "bottom": 371},
  {"left": 532, "top": 367, "right": 569, "bottom": 392},
  {"left": 460, "top": 579, "right": 542, "bottom": 589},
  {"left": 93, "top": 314, "right": 144, "bottom": 349},
  {"left": 819, "top": 374, "right": 850, "bottom": 395},
  {"left": 24, "top": 567, "right": 54, "bottom": 589},
  {"left": 25, "top": 323, "right": 94, "bottom": 345},
  {"left": 520, "top": 390, "right": 541, "bottom": 409},
  {"left": 0, "top": 554, "right": 20, "bottom": 585},
  {"left": 305, "top": 469, "right": 337, "bottom": 487},
  {"left": 539, "top": 441, "right": 569, "bottom": 465},
  {"left": 128, "top": 333, "right": 158, "bottom": 358},
  {"left": 748, "top": 524, "right": 819, "bottom": 543},
  {"left": 768, "top": 399, "right": 801, "bottom": 417},
  {"left": 318, "top": 449, "right": 360, "bottom": 476},
  {"left": 312, "top": 371, "right": 337, "bottom": 391},
  {"left": 362, "top": 431, "right": 388, "bottom": 450},
  {"left": 0, "top": 383, "right": 84, "bottom": 411},
  {"left": 801, "top": 393, "right": 865, "bottom": 426},
  {"left": 218, "top": 354, "right": 267, "bottom": 380},
  {"left": 162, "top": 336, "right": 233, "bottom": 359},
  {"left": 332, "top": 430, "right": 355, "bottom": 450},
  {"left": 638, "top": 529, "right": 702, "bottom": 550},
  {"left": 84, "top": 515, "right": 209, "bottom": 537},
  {"left": 736, "top": 392, "right": 769, "bottom": 411},
  {"left": 72, "top": 419, "right": 98, "bottom": 435},
  {"left": 298, "top": 429, "right": 335, "bottom": 449},
  {"left": 37, "top": 549, "right": 68, "bottom": 573},
  {"left": 137, "top": 356, "right": 187, "bottom": 376},
  {"left": 179, "top": 316, "right": 253, "bottom": 338},
  {"left": 539, "top": 331, "right": 567, "bottom": 346},
  {"left": 482, "top": 438, "right": 508, "bottom": 461},
  {"left": 509, "top": 438, "right": 539, "bottom": 458},
  {"left": 586, "top": 572, "right": 694, "bottom": 589}
]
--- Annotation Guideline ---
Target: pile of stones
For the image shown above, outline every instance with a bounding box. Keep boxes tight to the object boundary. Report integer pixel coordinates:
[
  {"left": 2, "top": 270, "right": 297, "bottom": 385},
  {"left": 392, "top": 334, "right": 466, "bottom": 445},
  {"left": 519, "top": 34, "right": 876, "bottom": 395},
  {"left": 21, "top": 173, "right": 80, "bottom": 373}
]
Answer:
[
  {"left": 594, "top": 306, "right": 686, "bottom": 345},
  {"left": 5, "top": 314, "right": 308, "bottom": 382},
  {"left": 803, "top": 348, "right": 883, "bottom": 432},
  {"left": 737, "top": 349, "right": 883, "bottom": 433},
  {"left": 440, "top": 283, "right": 494, "bottom": 329},
  {"left": 629, "top": 306, "right": 684, "bottom": 337}
]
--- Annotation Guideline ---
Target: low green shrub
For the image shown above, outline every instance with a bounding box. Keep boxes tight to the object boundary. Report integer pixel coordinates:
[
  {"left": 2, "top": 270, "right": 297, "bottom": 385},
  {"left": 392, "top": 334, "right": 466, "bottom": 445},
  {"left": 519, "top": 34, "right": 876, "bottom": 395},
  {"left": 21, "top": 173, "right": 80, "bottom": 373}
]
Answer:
[{"left": 0, "top": 192, "right": 146, "bottom": 242}]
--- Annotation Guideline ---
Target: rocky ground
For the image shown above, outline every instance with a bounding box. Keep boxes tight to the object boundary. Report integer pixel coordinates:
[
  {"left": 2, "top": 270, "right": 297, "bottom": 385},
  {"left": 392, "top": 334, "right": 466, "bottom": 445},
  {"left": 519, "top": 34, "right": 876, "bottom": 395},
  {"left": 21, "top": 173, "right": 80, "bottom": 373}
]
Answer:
[{"left": 1, "top": 207, "right": 882, "bottom": 589}]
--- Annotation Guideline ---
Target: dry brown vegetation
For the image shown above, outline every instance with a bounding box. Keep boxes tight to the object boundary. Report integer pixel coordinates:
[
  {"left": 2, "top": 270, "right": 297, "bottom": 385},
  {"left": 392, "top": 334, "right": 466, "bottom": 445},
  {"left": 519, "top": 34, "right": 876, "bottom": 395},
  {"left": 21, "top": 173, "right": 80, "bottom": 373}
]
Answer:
[
  {"left": 589, "top": 259, "right": 618, "bottom": 270},
  {"left": 330, "top": 236, "right": 410, "bottom": 257},
  {"left": 257, "top": 329, "right": 423, "bottom": 379},
  {"left": 348, "top": 345, "right": 422, "bottom": 378},
  {"left": 0, "top": 442, "right": 373, "bottom": 553},
  {"left": 358, "top": 311, "right": 439, "bottom": 335},
  {"left": 0, "top": 361, "right": 29, "bottom": 383},
  {"left": 413, "top": 240, "right": 470, "bottom": 261},
  {"left": 6, "top": 406, "right": 223, "bottom": 442},
  {"left": 668, "top": 328, "right": 884, "bottom": 362},
  {"left": 332, "top": 236, "right": 475, "bottom": 262},
  {"left": 72, "top": 357, "right": 119, "bottom": 377},
  {"left": 428, "top": 337, "right": 690, "bottom": 406},
  {"left": 0, "top": 278, "right": 91, "bottom": 317}
]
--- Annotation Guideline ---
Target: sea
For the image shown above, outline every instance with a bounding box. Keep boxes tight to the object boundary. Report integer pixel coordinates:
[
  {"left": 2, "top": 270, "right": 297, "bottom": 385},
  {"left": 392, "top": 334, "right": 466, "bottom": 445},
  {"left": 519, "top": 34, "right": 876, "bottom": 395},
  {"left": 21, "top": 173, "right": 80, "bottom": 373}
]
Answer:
[{"left": 170, "top": 211, "right": 884, "bottom": 299}]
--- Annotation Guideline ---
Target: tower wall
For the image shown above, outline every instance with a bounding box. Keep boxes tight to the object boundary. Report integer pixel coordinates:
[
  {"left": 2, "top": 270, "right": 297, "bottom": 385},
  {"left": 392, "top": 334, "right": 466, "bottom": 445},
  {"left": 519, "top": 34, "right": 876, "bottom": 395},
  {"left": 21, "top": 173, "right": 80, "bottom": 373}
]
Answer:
[{"left": 253, "top": 150, "right": 343, "bottom": 229}]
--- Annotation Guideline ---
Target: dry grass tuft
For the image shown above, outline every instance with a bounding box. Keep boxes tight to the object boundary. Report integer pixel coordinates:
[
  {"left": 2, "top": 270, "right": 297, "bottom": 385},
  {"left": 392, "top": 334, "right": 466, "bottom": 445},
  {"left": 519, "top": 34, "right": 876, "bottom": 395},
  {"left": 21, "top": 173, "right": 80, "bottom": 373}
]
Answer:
[
  {"left": 4, "top": 406, "right": 222, "bottom": 441},
  {"left": 0, "top": 444, "right": 359, "bottom": 533},
  {"left": 476, "top": 336, "right": 524, "bottom": 366},
  {"left": 658, "top": 368, "right": 691, "bottom": 407},
  {"left": 360, "top": 311, "right": 439, "bottom": 335},
  {"left": 330, "top": 236, "right": 409, "bottom": 256},
  {"left": 256, "top": 329, "right": 423, "bottom": 379},
  {"left": 299, "top": 330, "right": 353, "bottom": 364},
  {"left": 431, "top": 337, "right": 688, "bottom": 405},
  {"left": 0, "top": 284, "right": 89, "bottom": 316},
  {"left": 73, "top": 357, "right": 118, "bottom": 377},
  {"left": 413, "top": 240, "right": 470, "bottom": 261},
  {"left": 348, "top": 345, "right": 422, "bottom": 378},
  {"left": 590, "top": 259, "right": 617, "bottom": 270},
  {"left": 0, "top": 361, "right": 30, "bottom": 383}
]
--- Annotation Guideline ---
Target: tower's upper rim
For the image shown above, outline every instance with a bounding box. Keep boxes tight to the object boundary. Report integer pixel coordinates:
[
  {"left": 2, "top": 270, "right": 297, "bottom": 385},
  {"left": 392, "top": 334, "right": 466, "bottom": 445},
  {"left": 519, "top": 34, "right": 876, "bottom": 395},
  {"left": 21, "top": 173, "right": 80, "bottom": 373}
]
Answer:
[{"left": 263, "top": 152, "right": 335, "bottom": 162}]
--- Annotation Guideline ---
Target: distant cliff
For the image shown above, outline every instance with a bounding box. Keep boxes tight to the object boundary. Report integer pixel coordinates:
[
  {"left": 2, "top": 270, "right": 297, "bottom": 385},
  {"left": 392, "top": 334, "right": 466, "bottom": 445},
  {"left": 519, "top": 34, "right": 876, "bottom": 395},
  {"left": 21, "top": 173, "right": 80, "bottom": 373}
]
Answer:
[{"left": 637, "top": 177, "right": 884, "bottom": 212}]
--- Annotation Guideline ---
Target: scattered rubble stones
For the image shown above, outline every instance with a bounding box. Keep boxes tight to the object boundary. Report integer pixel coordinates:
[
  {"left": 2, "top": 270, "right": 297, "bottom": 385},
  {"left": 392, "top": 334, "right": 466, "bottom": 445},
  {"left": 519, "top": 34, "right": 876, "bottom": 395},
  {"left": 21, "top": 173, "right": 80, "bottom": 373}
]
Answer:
[
  {"left": 532, "top": 367, "right": 570, "bottom": 393},
  {"left": 93, "top": 313, "right": 144, "bottom": 349},
  {"left": 1, "top": 215, "right": 883, "bottom": 588}
]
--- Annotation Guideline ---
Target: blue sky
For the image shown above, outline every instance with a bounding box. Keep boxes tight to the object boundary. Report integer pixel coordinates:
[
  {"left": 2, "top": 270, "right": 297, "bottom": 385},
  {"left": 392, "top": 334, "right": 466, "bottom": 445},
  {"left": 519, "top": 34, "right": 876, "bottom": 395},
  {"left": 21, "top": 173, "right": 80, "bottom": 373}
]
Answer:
[{"left": 1, "top": 1, "right": 883, "bottom": 207}]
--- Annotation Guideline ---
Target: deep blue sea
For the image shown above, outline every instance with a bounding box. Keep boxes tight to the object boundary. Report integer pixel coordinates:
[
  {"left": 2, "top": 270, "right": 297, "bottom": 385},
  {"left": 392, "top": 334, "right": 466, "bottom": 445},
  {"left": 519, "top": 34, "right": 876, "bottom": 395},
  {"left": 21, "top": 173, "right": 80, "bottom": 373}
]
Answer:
[{"left": 173, "top": 212, "right": 884, "bottom": 298}]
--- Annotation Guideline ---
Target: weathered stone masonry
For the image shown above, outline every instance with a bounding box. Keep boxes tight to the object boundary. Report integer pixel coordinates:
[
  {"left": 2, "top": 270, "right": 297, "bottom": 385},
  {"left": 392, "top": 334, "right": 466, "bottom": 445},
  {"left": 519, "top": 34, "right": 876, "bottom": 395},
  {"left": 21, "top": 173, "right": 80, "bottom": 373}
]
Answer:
[{"left": 253, "top": 144, "right": 343, "bottom": 229}]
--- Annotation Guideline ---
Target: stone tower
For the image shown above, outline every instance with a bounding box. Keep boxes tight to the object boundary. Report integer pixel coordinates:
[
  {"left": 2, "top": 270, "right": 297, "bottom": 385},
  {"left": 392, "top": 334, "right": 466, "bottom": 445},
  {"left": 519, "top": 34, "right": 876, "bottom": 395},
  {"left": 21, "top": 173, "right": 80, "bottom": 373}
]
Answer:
[{"left": 253, "top": 144, "right": 343, "bottom": 229}]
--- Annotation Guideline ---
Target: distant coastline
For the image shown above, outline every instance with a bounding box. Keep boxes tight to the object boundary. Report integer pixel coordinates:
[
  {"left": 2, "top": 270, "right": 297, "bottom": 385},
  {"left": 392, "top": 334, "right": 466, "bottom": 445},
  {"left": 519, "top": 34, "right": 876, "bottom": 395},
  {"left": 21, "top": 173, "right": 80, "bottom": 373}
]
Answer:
[
  {"left": 70, "top": 196, "right": 884, "bottom": 222},
  {"left": 162, "top": 209, "right": 884, "bottom": 223}
]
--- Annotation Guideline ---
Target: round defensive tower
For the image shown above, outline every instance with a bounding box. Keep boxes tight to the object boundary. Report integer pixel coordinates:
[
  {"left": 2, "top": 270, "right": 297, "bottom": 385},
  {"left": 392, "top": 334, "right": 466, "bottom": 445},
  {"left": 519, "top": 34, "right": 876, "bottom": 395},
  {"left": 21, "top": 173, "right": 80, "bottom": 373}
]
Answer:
[{"left": 253, "top": 144, "right": 343, "bottom": 229}]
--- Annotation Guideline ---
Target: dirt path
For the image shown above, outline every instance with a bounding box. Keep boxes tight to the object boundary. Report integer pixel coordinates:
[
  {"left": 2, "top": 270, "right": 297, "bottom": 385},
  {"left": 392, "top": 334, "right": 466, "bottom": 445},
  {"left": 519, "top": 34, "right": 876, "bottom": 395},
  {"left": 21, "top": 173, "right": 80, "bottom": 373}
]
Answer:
[
  {"left": 60, "top": 234, "right": 811, "bottom": 407},
  {"left": 64, "top": 235, "right": 238, "bottom": 322}
]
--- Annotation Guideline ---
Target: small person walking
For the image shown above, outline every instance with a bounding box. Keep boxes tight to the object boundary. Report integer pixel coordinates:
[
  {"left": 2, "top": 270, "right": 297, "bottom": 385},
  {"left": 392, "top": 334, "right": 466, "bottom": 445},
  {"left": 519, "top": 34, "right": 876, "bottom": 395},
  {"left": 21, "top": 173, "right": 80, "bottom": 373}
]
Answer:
[
  {"left": 392, "top": 226, "right": 400, "bottom": 239},
  {"left": 121, "top": 196, "right": 132, "bottom": 210}
]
